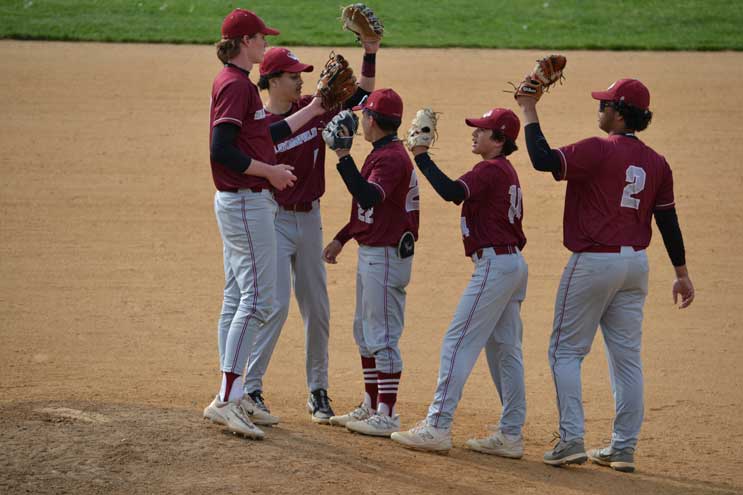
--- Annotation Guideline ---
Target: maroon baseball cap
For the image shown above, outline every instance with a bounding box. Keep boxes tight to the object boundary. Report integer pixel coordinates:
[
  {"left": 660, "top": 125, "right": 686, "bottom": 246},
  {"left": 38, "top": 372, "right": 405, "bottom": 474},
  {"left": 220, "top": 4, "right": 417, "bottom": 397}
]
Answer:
[
  {"left": 221, "top": 8, "right": 280, "bottom": 39},
  {"left": 352, "top": 88, "right": 403, "bottom": 121},
  {"left": 591, "top": 79, "right": 650, "bottom": 110},
  {"left": 465, "top": 108, "right": 520, "bottom": 141},
  {"left": 260, "top": 48, "right": 313, "bottom": 76}
]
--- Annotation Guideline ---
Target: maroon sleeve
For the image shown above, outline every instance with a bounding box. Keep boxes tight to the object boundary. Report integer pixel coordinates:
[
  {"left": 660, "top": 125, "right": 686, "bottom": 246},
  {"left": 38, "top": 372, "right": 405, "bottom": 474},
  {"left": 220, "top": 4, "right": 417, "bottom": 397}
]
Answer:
[
  {"left": 334, "top": 222, "right": 353, "bottom": 245},
  {"left": 213, "top": 80, "right": 251, "bottom": 128},
  {"left": 654, "top": 159, "right": 676, "bottom": 211},
  {"left": 367, "top": 158, "right": 404, "bottom": 201},
  {"left": 457, "top": 162, "right": 494, "bottom": 200},
  {"left": 556, "top": 137, "right": 605, "bottom": 182}
]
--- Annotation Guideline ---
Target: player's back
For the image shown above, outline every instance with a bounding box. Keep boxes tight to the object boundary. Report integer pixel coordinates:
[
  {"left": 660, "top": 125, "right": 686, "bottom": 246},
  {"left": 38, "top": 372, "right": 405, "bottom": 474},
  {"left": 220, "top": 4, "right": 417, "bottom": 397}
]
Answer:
[{"left": 558, "top": 134, "right": 674, "bottom": 252}]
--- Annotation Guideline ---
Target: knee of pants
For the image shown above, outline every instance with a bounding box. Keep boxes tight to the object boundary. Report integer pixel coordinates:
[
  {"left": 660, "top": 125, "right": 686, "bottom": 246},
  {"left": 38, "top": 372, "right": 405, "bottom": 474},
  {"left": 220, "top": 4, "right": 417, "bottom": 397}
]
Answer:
[
  {"left": 371, "top": 346, "right": 402, "bottom": 374},
  {"left": 549, "top": 340, "right": 592, "bottom": 365},
  {"left": 237, "top": 294, "right": 273, "bottom": 323}
]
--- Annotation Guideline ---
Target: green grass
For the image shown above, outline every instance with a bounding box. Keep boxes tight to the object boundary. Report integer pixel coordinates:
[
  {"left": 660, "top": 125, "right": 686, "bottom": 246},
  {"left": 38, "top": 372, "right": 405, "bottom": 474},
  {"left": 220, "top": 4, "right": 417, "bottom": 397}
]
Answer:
[{"left": 1, "top": 0, "right": 742, "bottom": 50}]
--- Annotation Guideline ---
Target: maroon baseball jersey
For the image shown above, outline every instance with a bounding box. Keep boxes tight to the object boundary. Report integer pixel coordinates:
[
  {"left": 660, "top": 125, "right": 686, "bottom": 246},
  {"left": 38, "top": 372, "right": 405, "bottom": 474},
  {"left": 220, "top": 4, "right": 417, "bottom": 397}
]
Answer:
[
  {"left": 456, "top": 157, "right": 527, "bottom": 257},
  {"left": 342, "top": 139, "right": 420, "bottom": 246},
  {"left": 555, "top": 134, "right": 675, "bottom": 252},
  {"left": 209, "top": 65, "right": 277, "bottom": 191},
  {"left": 266, "top": 95, "right": 334, "bottom": 206}
]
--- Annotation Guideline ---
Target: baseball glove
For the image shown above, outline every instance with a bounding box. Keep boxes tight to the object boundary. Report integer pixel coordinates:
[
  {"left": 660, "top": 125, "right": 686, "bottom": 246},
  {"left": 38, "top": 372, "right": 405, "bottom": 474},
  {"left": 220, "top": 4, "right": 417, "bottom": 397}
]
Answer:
[
  {"left": 508, "top": 54, "right": 567, "bottom": 101},
  {"left": 341, "top": 3, "right": 384, "bottom": 42},
  {"left": 322, "top": 110, "right": 359, "bottom": 151},
  {"left": 315, "top": 52, "right": 357, "bottom": 111},
  {"left": 405, "top": 108, "right": 439, "bottom": 151}
]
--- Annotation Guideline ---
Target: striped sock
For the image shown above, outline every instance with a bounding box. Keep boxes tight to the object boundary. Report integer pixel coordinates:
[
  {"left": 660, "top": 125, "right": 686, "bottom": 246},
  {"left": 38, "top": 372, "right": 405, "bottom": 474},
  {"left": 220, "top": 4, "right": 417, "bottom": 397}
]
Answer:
[
  {"left": 361, "top": 356, "right": 378, "bottom": 411},
  {"left": 377, "top": 371, "right": 401, "bottom": 417}
]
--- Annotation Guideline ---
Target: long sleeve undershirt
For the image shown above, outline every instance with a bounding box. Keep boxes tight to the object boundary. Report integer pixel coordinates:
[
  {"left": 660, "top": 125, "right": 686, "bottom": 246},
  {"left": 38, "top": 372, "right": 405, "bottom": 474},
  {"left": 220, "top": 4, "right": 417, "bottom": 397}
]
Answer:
[{"left": 414, "top": 152, "right": 466, "bottom": 204}]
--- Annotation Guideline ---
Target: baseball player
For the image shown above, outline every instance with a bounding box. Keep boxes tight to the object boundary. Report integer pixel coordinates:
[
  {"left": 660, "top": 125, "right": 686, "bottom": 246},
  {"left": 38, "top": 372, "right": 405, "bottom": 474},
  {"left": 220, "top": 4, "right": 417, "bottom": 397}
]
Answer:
[
  {"left": 516, "top": 78, "right": 695, "bottom": 471},
  {"left": 202, "top": 8, "right": 329, "bottom": 439},
  {"left": 242, "top": 41, "right": 380, "bottom": 425},
  {"left": 321, "top": 88, "right": 420, "bottom": 437},
  {"left": 390, "top": 108, "right": 529, "bottom": 456}
]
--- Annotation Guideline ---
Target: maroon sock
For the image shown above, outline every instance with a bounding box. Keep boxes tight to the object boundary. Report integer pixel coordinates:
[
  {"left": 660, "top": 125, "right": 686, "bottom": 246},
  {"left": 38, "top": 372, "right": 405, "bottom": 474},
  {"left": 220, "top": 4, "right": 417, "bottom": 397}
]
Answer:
[
  {"left": 221, "top": 372, "right": 240, "bottom": 402},
  {"left": 361, "top": 356, "right": 378, "bottom": 410},
  {"left": 377, "top": 371, "right": 401, "bottom": 416}
]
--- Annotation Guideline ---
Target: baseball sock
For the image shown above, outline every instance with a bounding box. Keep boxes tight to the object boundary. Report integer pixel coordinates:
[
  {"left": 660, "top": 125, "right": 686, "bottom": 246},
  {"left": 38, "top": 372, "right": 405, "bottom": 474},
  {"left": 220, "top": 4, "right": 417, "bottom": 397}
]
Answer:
[
  {"left": 361, "top": 356, "right": 378, "bottom": 411},
  {"left": 376, "top": 371, "right": 401, "bottom": 417},
  {"left": 220, "top": 372, "right": 242, "bottom": 402}
]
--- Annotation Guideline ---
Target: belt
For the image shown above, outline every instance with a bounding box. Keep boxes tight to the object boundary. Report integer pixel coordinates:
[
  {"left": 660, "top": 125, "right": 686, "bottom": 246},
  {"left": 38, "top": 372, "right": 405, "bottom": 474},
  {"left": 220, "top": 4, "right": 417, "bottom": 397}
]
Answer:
[
  {"left": 579, "top": 245, "right": 645, "bottom": 253},
  {"left": 281, "top": 201, "right": 314, "bottom": 212},
  {"left": 474, "top": 245, "right": 519, "bottom": 259},
  {"left": 223, "top": 186, "right": 266, "bottom": 193}
]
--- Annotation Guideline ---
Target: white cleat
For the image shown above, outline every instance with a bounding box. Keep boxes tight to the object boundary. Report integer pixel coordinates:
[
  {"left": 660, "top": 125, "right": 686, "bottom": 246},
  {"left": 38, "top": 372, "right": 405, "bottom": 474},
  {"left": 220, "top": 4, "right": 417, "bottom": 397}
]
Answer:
[
  {"left": 391, "top": 420, "right": 452, "bottom": 452},
  {"left": 242, "top": 392, "right": 280, "bottom": 426},
  {"left": 203, "top": 395, "right": 265, "bottom": 440},
  {"left": 329, "top": 403, "right": 372, "bottom": 427},
  {"left": 466, "top": 428, "right": 524, "bottom": 459},
  {"left": 346, "top": 413, "right": 401, "bottom": 437}
]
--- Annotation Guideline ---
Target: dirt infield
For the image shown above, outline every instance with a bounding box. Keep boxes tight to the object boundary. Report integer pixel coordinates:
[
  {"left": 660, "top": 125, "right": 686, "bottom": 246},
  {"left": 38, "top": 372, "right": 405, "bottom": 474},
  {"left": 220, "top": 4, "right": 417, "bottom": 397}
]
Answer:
[{"left": 1, "top": 40, "right": 742, "bottom": 494}]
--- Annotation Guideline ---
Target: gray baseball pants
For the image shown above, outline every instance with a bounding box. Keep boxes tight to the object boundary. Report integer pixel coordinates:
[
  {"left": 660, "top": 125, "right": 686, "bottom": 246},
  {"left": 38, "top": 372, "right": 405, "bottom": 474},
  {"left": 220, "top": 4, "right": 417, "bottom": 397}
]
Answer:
[
  {"left": 244, "top": 202, "right": 331, "bottom": 393},
  {"left": 426, "top": 248, "right": 528, "bottom": 433},
  {"left": 549, "top": 247, "right": 649, "bottom": 450},
  {"left": 214, "top": 189, "right": 277, "bottom": 376}
]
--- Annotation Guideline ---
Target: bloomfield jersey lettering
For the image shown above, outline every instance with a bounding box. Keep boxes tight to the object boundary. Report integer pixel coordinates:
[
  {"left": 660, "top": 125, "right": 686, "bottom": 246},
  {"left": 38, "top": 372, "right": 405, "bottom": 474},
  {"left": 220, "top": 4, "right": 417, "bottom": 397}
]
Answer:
[
  {"left": 209, "top": 66, "right": 277, "bottom": 191},
  {"left": 457, "top": 157, "right": 527, "bottom": 257},
  {"left": 265, "top": 95, "right": 334, "bottom": 206},
  {"left": 554, "top": 134, "right": 675, "bottom": 252}
]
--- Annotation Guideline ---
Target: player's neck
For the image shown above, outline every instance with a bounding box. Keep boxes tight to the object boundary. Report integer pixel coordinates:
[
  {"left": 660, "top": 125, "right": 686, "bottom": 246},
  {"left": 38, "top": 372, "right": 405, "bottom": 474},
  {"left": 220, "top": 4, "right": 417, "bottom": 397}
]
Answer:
[
  {"left": 227, "top": 54, "right": 253, "bottom": 73},
  {"left": 265, "top": 95, "right": 293, "bottom": 116}
]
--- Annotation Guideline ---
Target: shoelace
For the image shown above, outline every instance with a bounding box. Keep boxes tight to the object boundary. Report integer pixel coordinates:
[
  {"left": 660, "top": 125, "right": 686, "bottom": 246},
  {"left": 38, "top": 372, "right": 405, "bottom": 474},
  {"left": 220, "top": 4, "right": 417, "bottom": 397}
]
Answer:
[
  {"left": 249, "top": 392, "right": 270, "bottom": 412},
  {"left": 312, "top": 390, "right": 332, "bottom": 411}
]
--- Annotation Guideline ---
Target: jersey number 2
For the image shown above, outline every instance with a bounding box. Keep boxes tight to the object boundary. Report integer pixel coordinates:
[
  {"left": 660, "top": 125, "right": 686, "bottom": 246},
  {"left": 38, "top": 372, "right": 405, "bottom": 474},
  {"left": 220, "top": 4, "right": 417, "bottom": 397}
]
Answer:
[{"left": 621, "top": 165, "right": 646, "bottom": 209}]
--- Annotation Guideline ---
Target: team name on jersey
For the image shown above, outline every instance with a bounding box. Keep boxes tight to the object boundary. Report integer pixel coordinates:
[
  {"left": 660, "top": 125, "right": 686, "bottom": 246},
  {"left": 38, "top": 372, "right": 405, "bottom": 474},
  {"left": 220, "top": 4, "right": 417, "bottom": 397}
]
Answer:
[
  {"left": 254, "top": 108, "right": 266, "bottom": 120},
  {"left": 274, "top": 127, "right": 318, "bottom": 153}
]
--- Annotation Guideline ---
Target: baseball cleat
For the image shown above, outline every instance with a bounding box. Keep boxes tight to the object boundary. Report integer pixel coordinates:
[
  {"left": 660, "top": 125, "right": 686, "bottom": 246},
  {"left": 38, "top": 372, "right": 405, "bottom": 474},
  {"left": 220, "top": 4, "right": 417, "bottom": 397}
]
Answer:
[
  {"left": 587, "top": 446, "right": 636, "bottom": 473},
  {"left": 543, "top": 439, "right": 587, "bottom": 466},
  {"left": 346, "top": 413, "right": 400, "bottom": 437},
  {"left": 390, "top": 420, "right": 452, "bottom": 452},
  {"left": 242, "top": 391, "right": 280, "bottom": 426},
  {"left": 329, "top": 403, "right": 372, "bottom": 427},
  {"left": 307, "top": 389, "right": 335, "bottom": 424},
  {"left": 203, "top": 395, "right": 265, "bottom": 440},
  {"left": 466, "top": 428, "right": 524, "bottom": 459}
]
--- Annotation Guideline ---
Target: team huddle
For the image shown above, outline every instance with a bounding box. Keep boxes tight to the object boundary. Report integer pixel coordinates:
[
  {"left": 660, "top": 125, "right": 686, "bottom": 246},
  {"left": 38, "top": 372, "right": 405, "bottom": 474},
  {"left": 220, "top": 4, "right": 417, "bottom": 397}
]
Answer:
[{"left": 203, "top": 6, "right": 695, "bottom": 474}]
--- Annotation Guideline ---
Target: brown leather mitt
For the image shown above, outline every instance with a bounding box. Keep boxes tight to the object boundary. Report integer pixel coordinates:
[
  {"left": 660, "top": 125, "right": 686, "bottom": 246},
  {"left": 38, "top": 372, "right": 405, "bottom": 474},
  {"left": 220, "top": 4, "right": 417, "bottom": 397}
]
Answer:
[
  {"left": 341, "top": 3, "right": 384, "bottom": 42},
  {"left": 315, "top": 52, "right": 357, "bottom": 111},
  {"left": 509, "top": 54, "right": 567, "bottom": 101}
]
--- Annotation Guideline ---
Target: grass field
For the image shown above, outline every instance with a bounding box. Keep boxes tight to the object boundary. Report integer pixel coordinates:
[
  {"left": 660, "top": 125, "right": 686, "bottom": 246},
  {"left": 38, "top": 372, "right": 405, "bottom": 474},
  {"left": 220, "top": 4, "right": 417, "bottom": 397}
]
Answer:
[{"left": 0, "top": 0, "right": 741, "bottom": 50}]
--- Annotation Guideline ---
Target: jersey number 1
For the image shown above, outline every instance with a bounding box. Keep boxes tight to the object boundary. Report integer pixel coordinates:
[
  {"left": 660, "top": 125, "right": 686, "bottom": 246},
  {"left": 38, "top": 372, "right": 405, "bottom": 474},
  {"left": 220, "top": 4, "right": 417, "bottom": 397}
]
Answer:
[
  {"left": 508, "top": 185, "right": 523, "bottom": 224},
  {"left": 621, "top": 165, "right": 646, "bottom": 209}
]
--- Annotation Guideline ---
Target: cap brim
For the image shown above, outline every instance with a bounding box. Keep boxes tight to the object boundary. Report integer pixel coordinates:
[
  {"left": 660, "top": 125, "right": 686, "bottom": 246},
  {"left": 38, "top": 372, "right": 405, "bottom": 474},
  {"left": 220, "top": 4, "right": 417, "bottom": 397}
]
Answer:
[
  {"left": 591, "top": 90, "right": 612, "bottom": 101},
  {"left": 261, "top": 27, "right": 280, "bottom": 36},
  {"left": 465, "top": 117, "right": 491, "bottom": 129},
  {"left": 284, "top": 62, "right": 314, "bottom": 73}
]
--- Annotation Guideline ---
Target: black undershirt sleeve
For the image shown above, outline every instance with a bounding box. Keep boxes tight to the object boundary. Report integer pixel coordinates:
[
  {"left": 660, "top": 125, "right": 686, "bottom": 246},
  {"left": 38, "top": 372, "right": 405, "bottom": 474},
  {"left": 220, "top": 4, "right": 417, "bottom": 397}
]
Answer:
[
  {"left": 269, "top": 120, "right": 292, "bottom": 143},
  {"left": 414, "top": 153, "right": 466, "bottom": 204},
  {"left": 211, "top": 123, "right": 252, "bottom": 173},
  {"left": 654, "top": 207, "right": 686, "bottom": 267},
  {"left": 343, "top": 86, "right": 371, "bottom": 110},
  {"left": 336, "top": 155, "right": 383, "bottom": 210},
  {"left": 524, "top": 122, "right": 561, "bottom": 178}
]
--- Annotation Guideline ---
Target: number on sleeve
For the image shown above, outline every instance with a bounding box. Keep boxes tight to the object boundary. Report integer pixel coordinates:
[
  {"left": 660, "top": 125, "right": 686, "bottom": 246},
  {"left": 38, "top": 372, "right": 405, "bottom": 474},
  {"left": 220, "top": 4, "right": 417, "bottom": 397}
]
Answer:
[
  {"left": 405, "top": 170, "right": 420, "bottom": 212},
  {"left": 621, "top": 165, "right": 646, "bottom": 209},
  {"left": 508, "top": 185, "right": 523, "bottom": 224}
]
